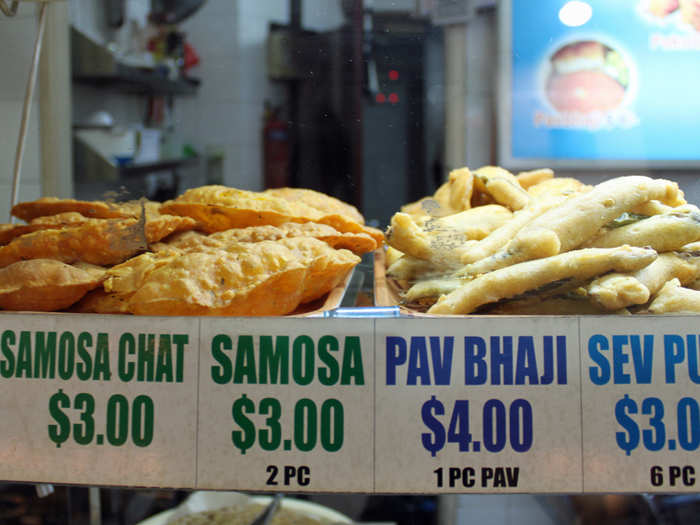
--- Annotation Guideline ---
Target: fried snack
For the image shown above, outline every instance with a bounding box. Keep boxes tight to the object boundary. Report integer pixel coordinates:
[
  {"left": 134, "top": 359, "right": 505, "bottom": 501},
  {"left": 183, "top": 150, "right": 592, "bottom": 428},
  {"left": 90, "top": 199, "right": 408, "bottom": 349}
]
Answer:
[
  {"left": 276, "top": 237, "right": 359, "bottom": 303},
  {"left": 11, "top": 197, "right": 160, "bottom": 221},
  {"left": 526, "top": 177, "right": 589, "bottom": 198},
  {"left": 387, "top": 255, "right": 439, "bottom": 281},
  {"left": 429, "top": 246, "right": 657, "bottom": 315},
  {"left": 101, "top": 242, "right": 307, "bottom": 316},
  {"left": 401, "top": 168, "right": 474, "bottom": 219},
  {"left": 648, "top": 278, "right": 700, "bottom": 313},
  {"left": 0, "top": 259, "right": 104, "bottom": 311},
  {"left": 587, "top": 253, "right": 700, "bottom": 310},
  {"left": 403, "top": 278, "right": 464, "bottom": 304},
  {"left": 385, "top": 246, "right": 404, "bottom": 267},
  {"left": 443, "top": 167, "right": 474, "bottom": 213},
  {"left": 97, "top": 237, "right": 359, "bottom": 316},
  {"left": 516, "top": 168, "right": 554, "bottom": 189},
  {"left": 586, "top": 210, "right": 700, "bottom": 252},
  {"left": 161, "top": 185, "right": 384, "bottom": 244},
  {"left": 456, "top": 193, "right": 570, "bottom": 266},
  {"left": 459, "top": 176, "right": 683, "bottom": 277},
  {"left": 69, "top": 288, "right": 131, "bottom": 314},
  {"left": 386, "top": 206, "right": 510, "bottom": 263},
  {"left": 157, "top": 222, "right": 377, "bottom": 255},
  {"left": 473, "top": 166, "right": 531, "bottom": 211},
  {"left": 157, "top": 234, "right": 360, "bottom": 304},
  {"left": 264, "top": 187, "right": 365, "bottom": 224},
  {"left": 0, "top": 214, "right": 195, "bottom": 267},
  {"left": 0, "top": 212, "right": 90, "bottom": 245},
  {"left": 587, "top": 275, "right": 650, "bottom": 311}
]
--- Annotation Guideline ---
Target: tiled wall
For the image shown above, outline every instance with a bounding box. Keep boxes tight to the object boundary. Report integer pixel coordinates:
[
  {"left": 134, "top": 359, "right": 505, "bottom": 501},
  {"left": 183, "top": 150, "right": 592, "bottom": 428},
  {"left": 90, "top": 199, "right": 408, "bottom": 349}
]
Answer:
[
  {"left": 177, "top": 0, "right": 345, "bottom": 191},
  {"left": 0, "top": 3, "right": 43, "bottom": 220}
]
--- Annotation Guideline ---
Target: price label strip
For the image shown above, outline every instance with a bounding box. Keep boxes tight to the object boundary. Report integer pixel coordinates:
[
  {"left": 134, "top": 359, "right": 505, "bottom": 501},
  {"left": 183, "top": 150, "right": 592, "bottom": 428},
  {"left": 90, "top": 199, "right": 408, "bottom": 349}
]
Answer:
[
  {"left": 581, "top": 316, "right": 700, "bottom": 492},
  {"left": 374, "top": 318, "right": 582, "bottom": 493},
  {"left": 0, "top": 313, "right": 198, "bottom": 487},
  {"left": 196, "top": 318, "right": 374, "bottom": 492}
]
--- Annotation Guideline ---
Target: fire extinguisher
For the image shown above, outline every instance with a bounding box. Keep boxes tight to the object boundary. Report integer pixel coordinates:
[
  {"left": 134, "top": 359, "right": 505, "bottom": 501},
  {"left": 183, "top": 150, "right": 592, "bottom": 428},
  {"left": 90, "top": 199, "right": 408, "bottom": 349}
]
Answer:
[{"left": 263, "top": 102, "right": 290, "bottom": 189}]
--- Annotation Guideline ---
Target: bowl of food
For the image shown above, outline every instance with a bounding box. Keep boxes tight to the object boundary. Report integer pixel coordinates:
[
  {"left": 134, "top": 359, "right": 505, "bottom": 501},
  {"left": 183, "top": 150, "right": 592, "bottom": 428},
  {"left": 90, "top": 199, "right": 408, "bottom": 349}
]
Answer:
[{"left": 138, "top": 492, "right": 352, "bottom": 525}]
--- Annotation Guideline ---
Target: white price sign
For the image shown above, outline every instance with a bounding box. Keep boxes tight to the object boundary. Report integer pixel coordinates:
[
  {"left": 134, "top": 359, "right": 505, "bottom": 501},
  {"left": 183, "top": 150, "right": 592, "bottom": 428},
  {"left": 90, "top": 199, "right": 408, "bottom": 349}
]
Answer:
[
  {"left": 0, "top": 313, "right": 198, "bottom": 487},
  {"left": 580, "top": 316, "right": 700, "bottom": 493},
  {"left": 374, "top": 318, "right": 582, "bottom": 493},
  {"left": 196, "top": 318, "right": 374, "bottom": 492}
]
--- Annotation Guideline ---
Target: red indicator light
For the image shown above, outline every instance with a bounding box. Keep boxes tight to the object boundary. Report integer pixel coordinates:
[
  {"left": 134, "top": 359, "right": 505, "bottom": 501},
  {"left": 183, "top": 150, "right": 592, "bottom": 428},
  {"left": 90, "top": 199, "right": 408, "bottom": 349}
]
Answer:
[
  {"left": 388, "top": 93, "right": 399, "bottom": 104},
  {"left": 376, "top": 93, "right": 386, "bottom": 104},
  {"left": 389, "top": 70, "right": 399, "bottom": 81}
]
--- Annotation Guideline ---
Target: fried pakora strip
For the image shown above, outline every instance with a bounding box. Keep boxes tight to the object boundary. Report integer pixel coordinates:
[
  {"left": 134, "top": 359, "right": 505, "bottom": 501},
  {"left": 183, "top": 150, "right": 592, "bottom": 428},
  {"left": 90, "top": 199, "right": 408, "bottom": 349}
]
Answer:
[
  {"left": 386, "top": 206, "right": 509, "bottom": 263},
  {"left": 587, "top": 253, "right": 700, "bottom": 310},
  {"left": 0, "top": 259, "right": 104, "bottom": 311},
  {"left": 473, "top": 166, "right": 530, "bottom": 211},
  {"left": 403, "top": 278, "right": 463, "bottom": 304},
  {"left": 648, "top": 278, "right": 700, "bottom": 313},
  {"left": 401, "top": 168, "right": 474, "bottom": 219},
  {"left": 429, "top": 246, "right": 657, "bottom": 315},
  {"left": 387, "top": 255, "right": 440, "bottom": 281},
  {"left": 0, "top": 214, "right": 195, "bottom": 267},
  {"left": 526, "top": 177, "right": 589, "bottom": 198},
  {"left": 458, "top": 176, "right": 683, "bottom": 277},
  {"left": 385, "top": 246, "right": 404, "bottom": 267},
  {"left": 586, "top": 211, "right": 700, "bottom": 252},
  {"left": 515, "top": 168, "right": 554, "bottom": 189},
  {"left": 456, "top": 194, "right": 570, "bottom": 266}
]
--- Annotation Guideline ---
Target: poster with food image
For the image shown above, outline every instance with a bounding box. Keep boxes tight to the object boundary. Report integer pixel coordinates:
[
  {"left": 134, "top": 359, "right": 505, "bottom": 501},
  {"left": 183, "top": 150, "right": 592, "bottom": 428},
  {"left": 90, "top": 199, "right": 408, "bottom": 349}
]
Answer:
[
  {"left": 641, "top": 0, "right": 700, "bottom": 31},
  {"left": 504, "top": 0, "right": 700, "bottom": 166}
]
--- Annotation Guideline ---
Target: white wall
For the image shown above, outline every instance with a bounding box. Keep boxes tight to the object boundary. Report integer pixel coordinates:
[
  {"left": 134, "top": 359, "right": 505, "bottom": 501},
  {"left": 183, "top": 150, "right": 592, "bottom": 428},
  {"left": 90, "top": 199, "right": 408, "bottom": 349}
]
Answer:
[
  {"left": 0, "top": 3, "right": 43, "bottom": 219},
  {"left": 176, "top": 0, "right": 346, "bottom": 191}
]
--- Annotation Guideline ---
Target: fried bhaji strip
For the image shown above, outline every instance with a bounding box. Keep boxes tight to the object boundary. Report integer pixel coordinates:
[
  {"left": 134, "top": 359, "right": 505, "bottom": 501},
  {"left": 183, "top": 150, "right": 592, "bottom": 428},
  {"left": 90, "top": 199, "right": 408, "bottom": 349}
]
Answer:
[
  {"left": 459, "top": 176, "right": 683, "bottom": 277},
  {"left": 526, "top": 177, "right": 589, "bottom": 198},
  {"left": 586, "top": 210, "right": 700, "bottom": 252},
  {"left": 386, "top": 207, "right": 509, "bottom": 263},
  {"left": 648, "top": 278, "right": 700, "bottom": 313},
  {"left": 473, "top": 166, "right": 530, "bottom": 211},
  {"left": 0, "top": 259, "right": 104, "bottom": 311},
  {"left": 387, "top": 255, "right": 440, "bottom": 281},
  {"left": 515, "top": 168, "right": 554, "bottom": 189},
  {"left": 401, "top": 168, "right": 474, "bottom": 219},
  {"left": 456, "top": 194, "right": 570, "bottom": 266},
  {"left": 587, "top": 253, "right": 700, "bottom": 310},
  {"left": 429, "top": 246, "right": 657, "bottom": 315}
]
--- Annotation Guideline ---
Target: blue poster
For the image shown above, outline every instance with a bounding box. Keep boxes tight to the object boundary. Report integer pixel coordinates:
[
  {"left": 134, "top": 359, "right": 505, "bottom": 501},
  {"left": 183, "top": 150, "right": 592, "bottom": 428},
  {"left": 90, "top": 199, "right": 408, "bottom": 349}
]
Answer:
[{"left": 508, "top": 0, "right": 700, "bottom": 163}]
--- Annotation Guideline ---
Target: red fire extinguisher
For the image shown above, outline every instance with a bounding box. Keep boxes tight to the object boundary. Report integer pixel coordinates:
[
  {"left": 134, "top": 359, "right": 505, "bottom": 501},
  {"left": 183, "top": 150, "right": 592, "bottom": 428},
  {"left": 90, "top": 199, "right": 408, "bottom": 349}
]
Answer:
[{"left": 263, "top": 102, "right": 290, "bottom": 189}]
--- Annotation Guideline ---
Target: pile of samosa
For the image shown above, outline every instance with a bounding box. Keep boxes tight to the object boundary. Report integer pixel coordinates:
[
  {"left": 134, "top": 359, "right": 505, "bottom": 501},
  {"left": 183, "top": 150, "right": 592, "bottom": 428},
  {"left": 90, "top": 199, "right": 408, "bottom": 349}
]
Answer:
[
  {"left": 386, "top": 167, "right": 700, "bottom": 314},
  {"left": 0, "top": 186, "right": 382, "bottom": 315}
]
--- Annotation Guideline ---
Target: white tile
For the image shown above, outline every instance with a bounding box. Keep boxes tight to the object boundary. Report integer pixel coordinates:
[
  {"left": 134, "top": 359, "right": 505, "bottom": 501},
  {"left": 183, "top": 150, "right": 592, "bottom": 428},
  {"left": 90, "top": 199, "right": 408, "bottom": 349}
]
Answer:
[
  {"left": 0, "top": 15, "right": 40, "bottom": 100},
  {"left": 0, "top": 100, "right": 42, "bottom": 186}
]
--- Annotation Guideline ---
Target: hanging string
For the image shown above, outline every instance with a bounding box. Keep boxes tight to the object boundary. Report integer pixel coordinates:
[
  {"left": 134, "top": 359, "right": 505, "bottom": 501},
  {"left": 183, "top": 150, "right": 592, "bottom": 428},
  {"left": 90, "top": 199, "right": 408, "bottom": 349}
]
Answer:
[{"left": 10, "top": 1, "right": 48, "bottom": 221}]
